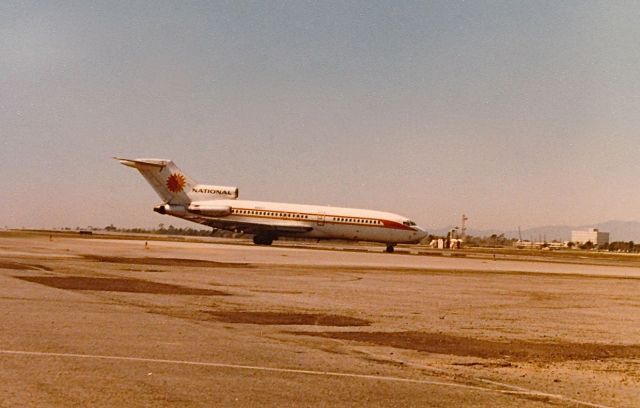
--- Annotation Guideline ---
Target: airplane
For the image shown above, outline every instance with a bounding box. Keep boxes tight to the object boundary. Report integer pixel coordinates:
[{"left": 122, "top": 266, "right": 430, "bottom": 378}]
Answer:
[{"left": 115, "top": 158, "right": 427, "bottom": 252}]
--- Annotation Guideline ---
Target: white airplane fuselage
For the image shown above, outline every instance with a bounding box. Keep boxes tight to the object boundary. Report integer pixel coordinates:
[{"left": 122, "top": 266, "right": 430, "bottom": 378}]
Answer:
[{"left": 177, "top": 199, "right": 427, "bottom": 244}]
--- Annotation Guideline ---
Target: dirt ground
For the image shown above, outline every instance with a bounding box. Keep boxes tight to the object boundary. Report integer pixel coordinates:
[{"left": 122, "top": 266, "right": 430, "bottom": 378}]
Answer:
[{"left": 0, "top": 231, "right": 639, "bottom": 407}]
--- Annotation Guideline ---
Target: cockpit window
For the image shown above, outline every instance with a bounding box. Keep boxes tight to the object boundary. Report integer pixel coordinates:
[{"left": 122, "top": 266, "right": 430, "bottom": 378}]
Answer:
[{"left": 403, "top": 220, "right": 417, "bottom": 226}]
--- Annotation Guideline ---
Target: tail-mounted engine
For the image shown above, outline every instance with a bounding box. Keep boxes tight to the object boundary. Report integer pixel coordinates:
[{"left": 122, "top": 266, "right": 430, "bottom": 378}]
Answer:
[
  {"left": 153, "top": 204, "right": 187, "bottom": 215},
  {"left": 189, "top": 184, "right": 238, "bottom": 199},
  {"left": 187, "top": 202, "right": 232, "bottom": 217},
  {"left": 154, "top": 202, "right": 232, "bottom": 217}
]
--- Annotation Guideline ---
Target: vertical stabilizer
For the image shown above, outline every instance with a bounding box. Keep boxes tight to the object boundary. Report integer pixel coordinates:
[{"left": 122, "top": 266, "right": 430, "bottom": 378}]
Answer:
[{"left": 115, "top": 158, "right": 196, "bottom": 205}]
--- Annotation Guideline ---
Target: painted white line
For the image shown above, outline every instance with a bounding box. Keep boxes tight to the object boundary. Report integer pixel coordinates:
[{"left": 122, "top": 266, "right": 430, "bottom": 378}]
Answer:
[
  {"left": 0, "top": 349, "right": 613, "bottom": 408},
  {"left": 356, "top": 347, "right": 613, "bottom": 408},
  {"left": 0, "top": 349, "right": 487, "bottom": 389},
  {"left": 478, "top": 377, "right": 538, "bottom": 392}
]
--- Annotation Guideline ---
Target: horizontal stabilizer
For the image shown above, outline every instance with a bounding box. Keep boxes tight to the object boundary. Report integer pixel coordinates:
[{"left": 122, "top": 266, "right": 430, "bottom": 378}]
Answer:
[{"left": 114, "top": 157, "right": 167, "bottom": 169}]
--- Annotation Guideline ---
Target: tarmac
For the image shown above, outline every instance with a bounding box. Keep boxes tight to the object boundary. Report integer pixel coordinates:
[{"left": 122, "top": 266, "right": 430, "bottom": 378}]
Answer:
[{"left": 1, "top": 232, "right": 639, "bottom": 407}]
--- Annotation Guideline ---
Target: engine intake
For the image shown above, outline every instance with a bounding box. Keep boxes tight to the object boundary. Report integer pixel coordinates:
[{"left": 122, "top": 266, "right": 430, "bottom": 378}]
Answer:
[{"left": 153, "top": 204, "right": 187, "bottom": 216}]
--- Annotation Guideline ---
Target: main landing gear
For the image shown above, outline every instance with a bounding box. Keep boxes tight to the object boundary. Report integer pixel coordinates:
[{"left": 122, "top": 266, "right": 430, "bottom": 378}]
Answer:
[
  {"left": 253, "top": 233, "right": 274, "bottom": 246},
  {"left": 385, "top": 244, "right": 395, "bottom": 253}
]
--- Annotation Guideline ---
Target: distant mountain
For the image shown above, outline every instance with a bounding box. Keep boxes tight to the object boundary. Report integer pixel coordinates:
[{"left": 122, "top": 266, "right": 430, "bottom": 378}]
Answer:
[
  {"left": 427, "top": 220, "right": 640, "bottom": 242},
  {"left": 584, "top": 220, "right": 640, "bottom": 242}
]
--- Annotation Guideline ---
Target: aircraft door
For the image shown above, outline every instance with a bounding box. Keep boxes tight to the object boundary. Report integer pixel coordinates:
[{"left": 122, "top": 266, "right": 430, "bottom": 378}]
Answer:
[{"left": 316, "top": 214, "right": 325, "bottom": 226}]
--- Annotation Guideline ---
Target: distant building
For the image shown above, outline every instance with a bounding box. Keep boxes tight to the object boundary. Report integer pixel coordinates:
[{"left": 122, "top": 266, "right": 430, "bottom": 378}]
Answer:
[
  {"left": 571, "top": 228, "right": 609, "bottom": 246},
  {"left": 515, "top": 240, "right": 541, "bottom": 249}
]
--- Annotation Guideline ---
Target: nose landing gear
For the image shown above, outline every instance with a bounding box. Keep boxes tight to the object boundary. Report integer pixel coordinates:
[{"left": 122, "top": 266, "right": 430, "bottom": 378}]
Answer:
[{"left": 385, "top": 244, "right": 395, "bottom": 253}]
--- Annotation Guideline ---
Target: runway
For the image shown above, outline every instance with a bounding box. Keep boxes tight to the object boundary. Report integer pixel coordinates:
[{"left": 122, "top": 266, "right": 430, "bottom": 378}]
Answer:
[{"left": 1, "top": 232, "right": 638, "bottom": 407}]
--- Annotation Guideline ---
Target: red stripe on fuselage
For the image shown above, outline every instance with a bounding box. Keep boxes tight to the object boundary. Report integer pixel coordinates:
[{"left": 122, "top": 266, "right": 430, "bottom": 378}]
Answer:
[{"left": 381, "top": 219, "right": 414, "bottom": 231}]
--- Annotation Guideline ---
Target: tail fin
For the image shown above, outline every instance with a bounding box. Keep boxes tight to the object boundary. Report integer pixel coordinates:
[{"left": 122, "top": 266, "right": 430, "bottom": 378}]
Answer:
[{"left": 115, "top": 158, "right": 196, "bottom": 205}]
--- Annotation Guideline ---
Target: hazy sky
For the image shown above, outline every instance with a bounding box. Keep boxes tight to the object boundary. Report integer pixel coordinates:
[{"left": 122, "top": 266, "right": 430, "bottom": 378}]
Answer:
[{"left": 2, "top": 1, "right": 639, "bottom": 231}]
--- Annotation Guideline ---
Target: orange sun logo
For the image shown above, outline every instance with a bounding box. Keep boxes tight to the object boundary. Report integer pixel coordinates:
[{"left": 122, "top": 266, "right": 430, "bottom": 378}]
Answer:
[{"left": 166, "top": 173, "right": 186, "bottom": 193}]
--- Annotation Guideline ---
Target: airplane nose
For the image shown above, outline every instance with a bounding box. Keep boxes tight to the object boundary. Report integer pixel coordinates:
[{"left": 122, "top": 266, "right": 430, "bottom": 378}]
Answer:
[{"left": 412, "top": 226, "right": 428, "bottom": 241}]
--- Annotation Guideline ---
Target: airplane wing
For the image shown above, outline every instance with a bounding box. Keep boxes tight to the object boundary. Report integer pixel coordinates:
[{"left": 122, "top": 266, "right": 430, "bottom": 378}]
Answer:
[{"left": 183, "top": 215, "right": 313, "bottom": 235}]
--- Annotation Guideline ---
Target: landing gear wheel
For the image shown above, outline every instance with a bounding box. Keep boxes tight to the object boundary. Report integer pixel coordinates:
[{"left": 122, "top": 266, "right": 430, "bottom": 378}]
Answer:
[
  {"left": 385, "top": 244, "right": 395, "bottom": 253},
  {"left": 253, "top": 234, "right": 274, "bottom": 246}
]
